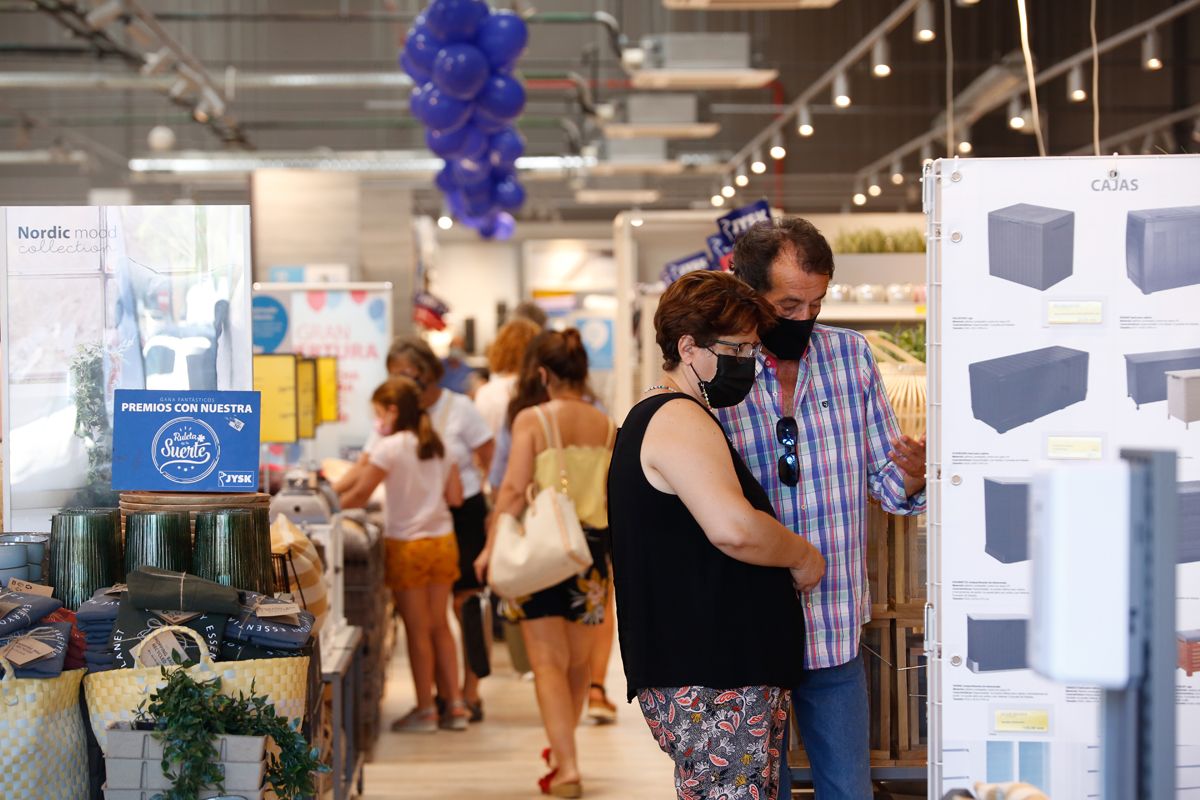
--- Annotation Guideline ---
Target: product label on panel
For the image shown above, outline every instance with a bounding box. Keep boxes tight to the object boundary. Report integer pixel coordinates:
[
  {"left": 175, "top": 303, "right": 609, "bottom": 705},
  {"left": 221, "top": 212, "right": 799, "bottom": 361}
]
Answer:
[
  {"left": 296, "top": 358, "right": 317, "bottom": 440},
  {"left": 928, "top": 155, "right": 1200, "bottom": 799},
  {"left": 111, "top": 389, "right": 260, "bottom": 492},
  {"left": 253, "top": 354, "right": 298, "bottom": 444}
]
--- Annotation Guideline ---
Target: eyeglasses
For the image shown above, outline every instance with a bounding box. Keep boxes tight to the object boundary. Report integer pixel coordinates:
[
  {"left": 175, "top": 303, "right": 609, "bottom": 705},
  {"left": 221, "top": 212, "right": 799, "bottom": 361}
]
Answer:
[
  {"left": 776, "top": 416, "right": 799, "bottom": 487},
  {"left": 707, "top": 339, "right": 763, "bottom": 363}
]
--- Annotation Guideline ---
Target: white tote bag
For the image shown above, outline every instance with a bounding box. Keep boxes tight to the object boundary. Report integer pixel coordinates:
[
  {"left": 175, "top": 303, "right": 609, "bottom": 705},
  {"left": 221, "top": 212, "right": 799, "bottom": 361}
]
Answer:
[{"left": 488, "top": 406, "right": 593, "bottom": 599}]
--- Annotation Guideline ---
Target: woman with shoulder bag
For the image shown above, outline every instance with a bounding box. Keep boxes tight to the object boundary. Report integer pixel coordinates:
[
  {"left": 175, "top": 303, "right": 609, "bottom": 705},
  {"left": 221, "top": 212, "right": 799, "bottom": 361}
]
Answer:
[{"left": 475, "top": 329, "right": 614, "bottom": 799}]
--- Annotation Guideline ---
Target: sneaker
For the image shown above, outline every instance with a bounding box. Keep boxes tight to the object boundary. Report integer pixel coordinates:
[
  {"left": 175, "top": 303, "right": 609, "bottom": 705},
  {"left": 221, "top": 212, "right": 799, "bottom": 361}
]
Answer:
[
  {"left": 439, "top": 700, "right": 470, "bottom": 731},
  {"left": 587, "top": 685, "right": 617, "bottom": 724},
  {"left": 391, "top": 707, "right": 437, "bottom": 734}
]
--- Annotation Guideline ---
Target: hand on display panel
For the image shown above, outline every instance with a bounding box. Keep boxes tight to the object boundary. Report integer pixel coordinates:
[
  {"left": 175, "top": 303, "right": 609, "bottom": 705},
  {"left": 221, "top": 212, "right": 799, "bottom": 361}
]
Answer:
[{"left": 889, "top": 434, "right": 927, "bottom": 493}]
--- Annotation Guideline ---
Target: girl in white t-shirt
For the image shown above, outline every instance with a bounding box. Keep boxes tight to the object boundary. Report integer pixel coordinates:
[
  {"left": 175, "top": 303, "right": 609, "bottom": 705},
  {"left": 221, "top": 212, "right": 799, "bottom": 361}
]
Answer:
[{"left": 338, "top": 377, "right": 468, "bottom": 733}]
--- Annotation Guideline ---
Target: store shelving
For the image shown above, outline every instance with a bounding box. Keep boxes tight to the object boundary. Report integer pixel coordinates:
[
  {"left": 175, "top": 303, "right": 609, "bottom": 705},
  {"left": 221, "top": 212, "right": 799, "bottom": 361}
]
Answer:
[{"left": 820, "top": 302, "right": 925, "bottom": 322}]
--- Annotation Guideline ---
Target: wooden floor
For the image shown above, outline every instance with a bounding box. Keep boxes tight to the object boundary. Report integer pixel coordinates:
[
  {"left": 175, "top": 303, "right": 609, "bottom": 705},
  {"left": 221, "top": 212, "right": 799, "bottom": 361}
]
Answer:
[{"left": 360, "top": 632, "right": 673, "bottom": 799}]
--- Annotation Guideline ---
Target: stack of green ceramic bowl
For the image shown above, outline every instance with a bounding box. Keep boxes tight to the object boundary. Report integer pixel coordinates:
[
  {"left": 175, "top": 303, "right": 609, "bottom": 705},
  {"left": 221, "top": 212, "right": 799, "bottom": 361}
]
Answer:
[
  {"left": 0, "top": 533, "right": 50, "bottom": 581},
  {"left": 123, "top": 512, "right": 192, "bottom": 574},
  {"left": 49, "top": 508, "right": 120, "bottom": 610},
  {"left": 193, "top": 510, "right": 273, "bottom": 593},
  {"left": 251, "top": 506, "right": 275, "bottom": 596}
]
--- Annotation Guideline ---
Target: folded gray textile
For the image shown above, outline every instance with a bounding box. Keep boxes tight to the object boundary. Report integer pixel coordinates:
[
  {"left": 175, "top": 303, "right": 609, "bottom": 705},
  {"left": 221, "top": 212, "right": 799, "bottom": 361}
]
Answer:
[
  {"left": 0, "top": 588, "right": 62, "bottom": 637},
  {"left": 224, "top": 592, "right": 315, "bottom": 651},
  {"left": 126, "top": 567, "right": 241, "bottom": 615},
  {"left": 0, "top": 622, "right": 71, "bottom": 678}
]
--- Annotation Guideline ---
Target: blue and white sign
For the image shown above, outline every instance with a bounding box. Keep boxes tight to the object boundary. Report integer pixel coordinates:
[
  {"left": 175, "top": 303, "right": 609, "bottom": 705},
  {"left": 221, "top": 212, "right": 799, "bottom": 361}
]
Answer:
[
  {"left": 660, "top": 251, "right": 713, "bottom": 285},
  {"left": 111, "top": 390, "right": 261, "bottom": 492},
  {"left": 716, "top": 199, "right": 772, "bottom": 245}
]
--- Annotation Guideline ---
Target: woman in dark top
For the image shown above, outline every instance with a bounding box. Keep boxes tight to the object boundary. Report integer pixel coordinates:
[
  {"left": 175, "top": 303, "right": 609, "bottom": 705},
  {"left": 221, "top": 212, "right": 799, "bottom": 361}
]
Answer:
[{"left": 607, "top": 270, "right": 825, "bottom": 800}]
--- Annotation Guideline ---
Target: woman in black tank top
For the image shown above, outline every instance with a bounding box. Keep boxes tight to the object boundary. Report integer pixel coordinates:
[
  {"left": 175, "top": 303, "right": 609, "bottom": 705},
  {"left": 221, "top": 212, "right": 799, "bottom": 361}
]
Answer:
[{"left": 607, "top": 271, "right": 825, "bottom": 800}]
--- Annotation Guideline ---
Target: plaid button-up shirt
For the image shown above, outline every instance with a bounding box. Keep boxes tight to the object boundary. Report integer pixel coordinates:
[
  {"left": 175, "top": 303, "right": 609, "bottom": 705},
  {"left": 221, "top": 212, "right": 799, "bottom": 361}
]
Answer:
[{"left": 717, "top": 325, "right": 925, "bottom": 669}]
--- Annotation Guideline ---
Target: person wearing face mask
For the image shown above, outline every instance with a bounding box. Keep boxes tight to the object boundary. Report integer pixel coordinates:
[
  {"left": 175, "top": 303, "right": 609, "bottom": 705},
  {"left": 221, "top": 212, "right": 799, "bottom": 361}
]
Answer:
[
  {"left": 606, "top": 269, "right": 825, "bottom": 800},
  {"left": 338, "top": 377, "right": 468, "bottom": 733},
  {"left": 474, "top": 328, "right": 615, "bottom": 799},
  {"left": 719, "top": 218, "right": 927, "bottom": 800}
]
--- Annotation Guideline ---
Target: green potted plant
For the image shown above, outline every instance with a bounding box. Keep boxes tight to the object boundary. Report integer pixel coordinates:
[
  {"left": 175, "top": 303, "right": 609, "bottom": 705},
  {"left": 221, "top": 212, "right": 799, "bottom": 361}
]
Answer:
[{"left": 111, "top": 665, "right": 326, "bottom": 800}]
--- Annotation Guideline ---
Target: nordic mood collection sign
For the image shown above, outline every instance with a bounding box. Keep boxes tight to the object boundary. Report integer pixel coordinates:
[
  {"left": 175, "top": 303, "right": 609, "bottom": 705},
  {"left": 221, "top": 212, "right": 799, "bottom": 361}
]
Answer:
[{"left": 111, "top": 390, "right": 261, "bottom": 492}]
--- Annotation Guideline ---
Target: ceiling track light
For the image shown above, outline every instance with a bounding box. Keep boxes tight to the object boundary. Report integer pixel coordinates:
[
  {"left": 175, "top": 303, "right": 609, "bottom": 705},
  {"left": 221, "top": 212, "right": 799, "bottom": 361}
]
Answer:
[
  {"left": 769, "top": 131, "right": 786, "bottom": 160},
  {"left": 920, "top": 142, "right": 934, "bottom": 166},
  {"left": 867, "top": 173, "right": 882, "bottom": 197},
  {"left": 832, "top": 71, "right": 851, "bottom": 108},
  {"left": 734, "top": 166, "right": 749, "bottom": 187},
  {"left": 871, "top": 38, "right": 891, "bottom": 78},
  {"left": 913, "top": 0, "right": 936, "bottom": 43},
  {"left": 1007, "top": 96, "right": 1027, "bottom": 130},
  {"left": 1142, "top": 30, "right": 1163, "bottom": 71},
  {"left": 630, "top": 209, "right": 645, "bottom": 228},
  {"left": 1067, "top": 64, "right": 1087, "bottom": 103},
  {"left": 890, "top": 158, "right": 905, "bottom": 185},
  {"left": 797, "top": 104, "right": 814, "bottom": 137},
  {"left": 437, "top": 214, "right": 453, "bottom": 230},
  {"left": 852, "top": 180, "right": 867, "bottom": 207},
  {"left": 750, "top": 148, "right": 767, "bottom": 174},
  {"left": 955, "top": 0, "right": 980, "bottom": 5},
  {"left": 711, "top": 192, "right": 725, "bottom": 208},
  {"left": 721, "top": 178, "right": 736, "bottom": 198},
  {"left": 958, "top": 127, "right": 973, "bottom": 155},
  {"left": 85, "top": 0, "right": 125, "bottom": 30}
]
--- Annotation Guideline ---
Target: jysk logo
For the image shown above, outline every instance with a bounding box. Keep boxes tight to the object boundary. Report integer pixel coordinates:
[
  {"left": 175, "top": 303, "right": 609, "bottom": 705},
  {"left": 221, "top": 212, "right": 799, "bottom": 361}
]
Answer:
[
  {"left": 217, "top": 471, "right": 256, "bottom": 488},
  {"left": 151, "top": 418, "right": 220, "bottom": 484}
]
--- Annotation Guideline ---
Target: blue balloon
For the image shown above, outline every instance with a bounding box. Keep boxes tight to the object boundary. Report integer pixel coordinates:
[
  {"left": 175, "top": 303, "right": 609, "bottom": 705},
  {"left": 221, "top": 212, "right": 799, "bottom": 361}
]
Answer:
[
  {"left": 476, "top": 74, "right": 526, "bottom": 121},
  {"left": 451, "top": 157, "right": 491, "bottom": 187},
  {"left": 424, "top": 0, "right": 490, "bottom": 43},
  {"left": 463, "top": 192, "right": 494, "bottom": 217},
  {"left": 462, "top": 180, "right": 493, "bottom": 203},
  {"left": 404, "top": 25, "right": 445, "bottom": 78},
  {"left": 436, "top": 164, "right": 457, "bottom": 193},
  {"left": 494, "top": 175, "right": 525, "bottom": 210},
  {"left": 470, "top": 107, "right": 508, "bottom": 135},
  {"left": 368, "top": 297, "right": 385, "bottom": 320},
  {"left": 489, "top": 127, "right": 525, "bottom": 168},
  {"left": 417, "top": 82, "right": 472, "bottom": 133},
  {"left": 426, "top": 124, "right": 487, "bottom": 160},
  {"left": 432, "top": 43, "right": 490, "bottom": 101},
  {"left": 493, "top": 211, "right": 516, "bottom": 241},
  {"left": 400, "top": 51, "right": 430, "bottom": 84},
  {"left": 475, "top": 10, "right": 528, "bottom": 70}
]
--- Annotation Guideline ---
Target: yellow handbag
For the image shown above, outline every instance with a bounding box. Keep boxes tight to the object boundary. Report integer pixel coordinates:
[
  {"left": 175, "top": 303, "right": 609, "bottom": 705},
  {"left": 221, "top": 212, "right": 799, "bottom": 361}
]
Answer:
[
  {"left": 0, "top": 658, "right": 88, "bottom": 800},
  {"left": 83, "top": 625, "right": 309, "bottom": 753}
]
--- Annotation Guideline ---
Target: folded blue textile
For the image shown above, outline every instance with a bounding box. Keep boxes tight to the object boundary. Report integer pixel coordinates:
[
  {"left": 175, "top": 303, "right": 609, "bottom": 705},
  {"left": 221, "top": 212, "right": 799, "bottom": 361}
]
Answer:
[
  {"left": 0, "top": 588, "right": 62, "bottom": 637},
  {"left": 0, "top": 622, "right": 71, "bottom": 678},
  {"left": 224, "top": 592, "right": 315, "bottom": 651},
  {"left": 76, "top": 589, "right": 123, "bottom": 628}
]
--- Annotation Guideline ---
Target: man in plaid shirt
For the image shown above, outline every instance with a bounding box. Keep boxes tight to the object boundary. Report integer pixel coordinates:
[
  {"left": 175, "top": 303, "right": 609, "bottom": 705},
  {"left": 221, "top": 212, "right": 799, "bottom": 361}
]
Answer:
[{"left": 718, "top": 217, "right": 926, "bottom": 799}]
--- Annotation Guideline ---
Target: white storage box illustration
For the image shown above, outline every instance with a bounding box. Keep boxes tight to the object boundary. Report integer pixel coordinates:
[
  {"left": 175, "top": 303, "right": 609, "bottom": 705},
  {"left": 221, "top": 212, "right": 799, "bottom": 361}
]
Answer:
[{"left": 1126, "top": 205, "right": 1200, "bottom": 294}]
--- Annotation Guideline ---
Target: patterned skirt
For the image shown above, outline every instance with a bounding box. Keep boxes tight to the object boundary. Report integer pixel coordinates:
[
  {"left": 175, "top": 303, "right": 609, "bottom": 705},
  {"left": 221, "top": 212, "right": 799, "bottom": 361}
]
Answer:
[
  {"left": 501, "top": 528, "right": 610, "bottom": 625},
  {"left": 638, "top": 685, "right": 790, "bottom": 800}
]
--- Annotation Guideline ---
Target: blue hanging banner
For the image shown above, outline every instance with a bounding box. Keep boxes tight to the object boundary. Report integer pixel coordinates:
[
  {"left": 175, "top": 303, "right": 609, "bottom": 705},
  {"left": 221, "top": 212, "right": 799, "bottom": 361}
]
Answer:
[
  {"left": 706, "top": 233, "right": 734, "bottom": 271},
  {"left": 660, "top": 251, "right": 714, "bottom": 285},
  {"left": 111, "top": 389, "right": 261, "bottom": 492},
  {"left": 715, "top": 199, "right": 772, "bottom": 246}
]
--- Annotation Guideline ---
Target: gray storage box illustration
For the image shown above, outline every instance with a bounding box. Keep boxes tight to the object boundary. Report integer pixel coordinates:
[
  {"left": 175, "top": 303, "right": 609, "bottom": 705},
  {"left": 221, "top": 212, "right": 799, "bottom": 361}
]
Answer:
[
  {"left": 988, "top": 203, "right": 1074, "bottom": 290},
  {"left": 1167, "top": 369, "right": 1200, "bottom": 427},
  {"left": 1181, "top": 481, "right": 1200, "bottom": 565},
  {"left": 984, "top": 478, "right": 1030, "bottom": 563},
  {"left": 1124, "top": 347, "right": 1200, "bottom": 407},
  {"left": 967, "top": 615, "right": 1029, "bottom": 672},
  {"left": 969, "top": 346, "right": 1089, "bottom": 433},
  {"left": 1126, "top": 206, "right": 1200, "bottom": 294}
]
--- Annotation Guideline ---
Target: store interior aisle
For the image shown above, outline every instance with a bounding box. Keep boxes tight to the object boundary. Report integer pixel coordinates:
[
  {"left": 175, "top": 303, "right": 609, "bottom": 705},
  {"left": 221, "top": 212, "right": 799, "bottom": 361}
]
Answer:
[{"left": 362, "top": 631, "right": 672, "bottom": 799}]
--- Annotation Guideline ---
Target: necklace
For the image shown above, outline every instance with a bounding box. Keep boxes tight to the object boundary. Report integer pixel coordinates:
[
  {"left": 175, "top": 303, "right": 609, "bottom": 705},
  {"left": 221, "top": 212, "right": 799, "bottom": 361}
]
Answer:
[{"left": 644, "top": 385, "right": 677, "bottom": 393}]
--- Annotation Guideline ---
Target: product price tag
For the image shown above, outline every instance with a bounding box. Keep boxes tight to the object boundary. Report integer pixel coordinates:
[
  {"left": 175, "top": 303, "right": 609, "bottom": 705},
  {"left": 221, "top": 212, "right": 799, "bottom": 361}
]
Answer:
[
  {"left": 0, "top": 636, "right": 55, "bottom": 666},
  {"left": 104, "top": 584, "right": 128, "bottom": 597},
  {"left": 153, "top": 609, "right": 201, "bottom": 625},
  {"left": 0, "top": 599, "right": 24, "bottom": 617},
  {"left": 137, "top": 629, "right": 188, "bottom": 667},
  {"left": 255, "top": 601, "right": 301, "bottom": 626},
  {"left": 7, "top": 578, "right": 53, "bottom": 598}
]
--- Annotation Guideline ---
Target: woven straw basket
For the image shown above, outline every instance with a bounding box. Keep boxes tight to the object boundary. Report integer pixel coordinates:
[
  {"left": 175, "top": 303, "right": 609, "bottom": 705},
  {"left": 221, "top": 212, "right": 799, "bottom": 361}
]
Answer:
[
  {"left": 83, "top": 625, "right": 309, "bottom": 753},
  {"left": 0, "top": 658, "right": 88, "bottom": 800},
  {"left": 865, "top": 331, "right": 927, "bottom": 440}
]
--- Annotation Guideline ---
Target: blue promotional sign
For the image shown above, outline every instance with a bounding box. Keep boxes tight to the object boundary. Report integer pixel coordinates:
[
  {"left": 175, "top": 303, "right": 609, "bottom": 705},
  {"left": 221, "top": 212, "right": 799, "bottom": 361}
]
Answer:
[
  {"left": 706, "top": 233, "right": 734, "bottom": 271},
  {"left": 251, "top": 295, "right": 289, "bottom": 354},
  {"left": 716, "top": 199, "right": 772, "bottom": 245},
  {"left": 660, "top": 251, "right": 713, "bottom": 285},
  {"left": 111, "top": 390, "right": 261, "bottom": 492}
]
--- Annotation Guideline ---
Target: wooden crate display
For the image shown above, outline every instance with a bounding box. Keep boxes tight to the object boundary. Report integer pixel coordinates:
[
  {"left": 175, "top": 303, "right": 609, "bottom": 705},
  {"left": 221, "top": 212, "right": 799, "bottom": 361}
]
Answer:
[
  {"left": 785, "top": 618, "right": 894, "bottom": 769},
  {"left": 866, "top": 499, "right": 892, "bottom": 619},
  {"left": 892, "top": 513, "right": 927, "bottom": 616},
  {"left": 895, "top": 618, "right": 928, "bottom": 764}
]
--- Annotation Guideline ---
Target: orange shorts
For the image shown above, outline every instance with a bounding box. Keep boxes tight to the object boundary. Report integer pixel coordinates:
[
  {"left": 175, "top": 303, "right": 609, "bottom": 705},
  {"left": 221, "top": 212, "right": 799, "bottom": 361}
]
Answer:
[{"left": 384, "top": 533, "right": 461, "bottom": 592}]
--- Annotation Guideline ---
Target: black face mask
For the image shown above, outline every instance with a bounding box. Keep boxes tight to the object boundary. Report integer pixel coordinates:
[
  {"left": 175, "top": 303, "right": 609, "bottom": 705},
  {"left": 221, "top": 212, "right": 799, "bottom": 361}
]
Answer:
[
  {"left": 762, "top": 316, "right": 816, "bottom": 361},
  {"left": 691, "top": 353, "right": 757, "bottom": 409}
]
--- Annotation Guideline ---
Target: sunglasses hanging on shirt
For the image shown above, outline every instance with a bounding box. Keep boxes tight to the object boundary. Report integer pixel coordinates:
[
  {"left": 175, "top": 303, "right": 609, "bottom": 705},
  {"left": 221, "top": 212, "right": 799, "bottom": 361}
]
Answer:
[{"left": 776, "top": 416, "right": 799, "bottom": 487}]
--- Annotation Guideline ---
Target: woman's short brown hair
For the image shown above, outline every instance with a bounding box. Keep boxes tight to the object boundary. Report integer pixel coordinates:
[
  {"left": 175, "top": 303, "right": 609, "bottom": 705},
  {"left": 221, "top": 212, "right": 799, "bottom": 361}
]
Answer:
[
  {"left": 386, "top": 336, "right": 444, "bottom": 382},
  {"left": 654, "top": 270, "right": 777, "bottom": 370},
  {"left": 487, "top": 317, "right": 541, "bottom": 375}
]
